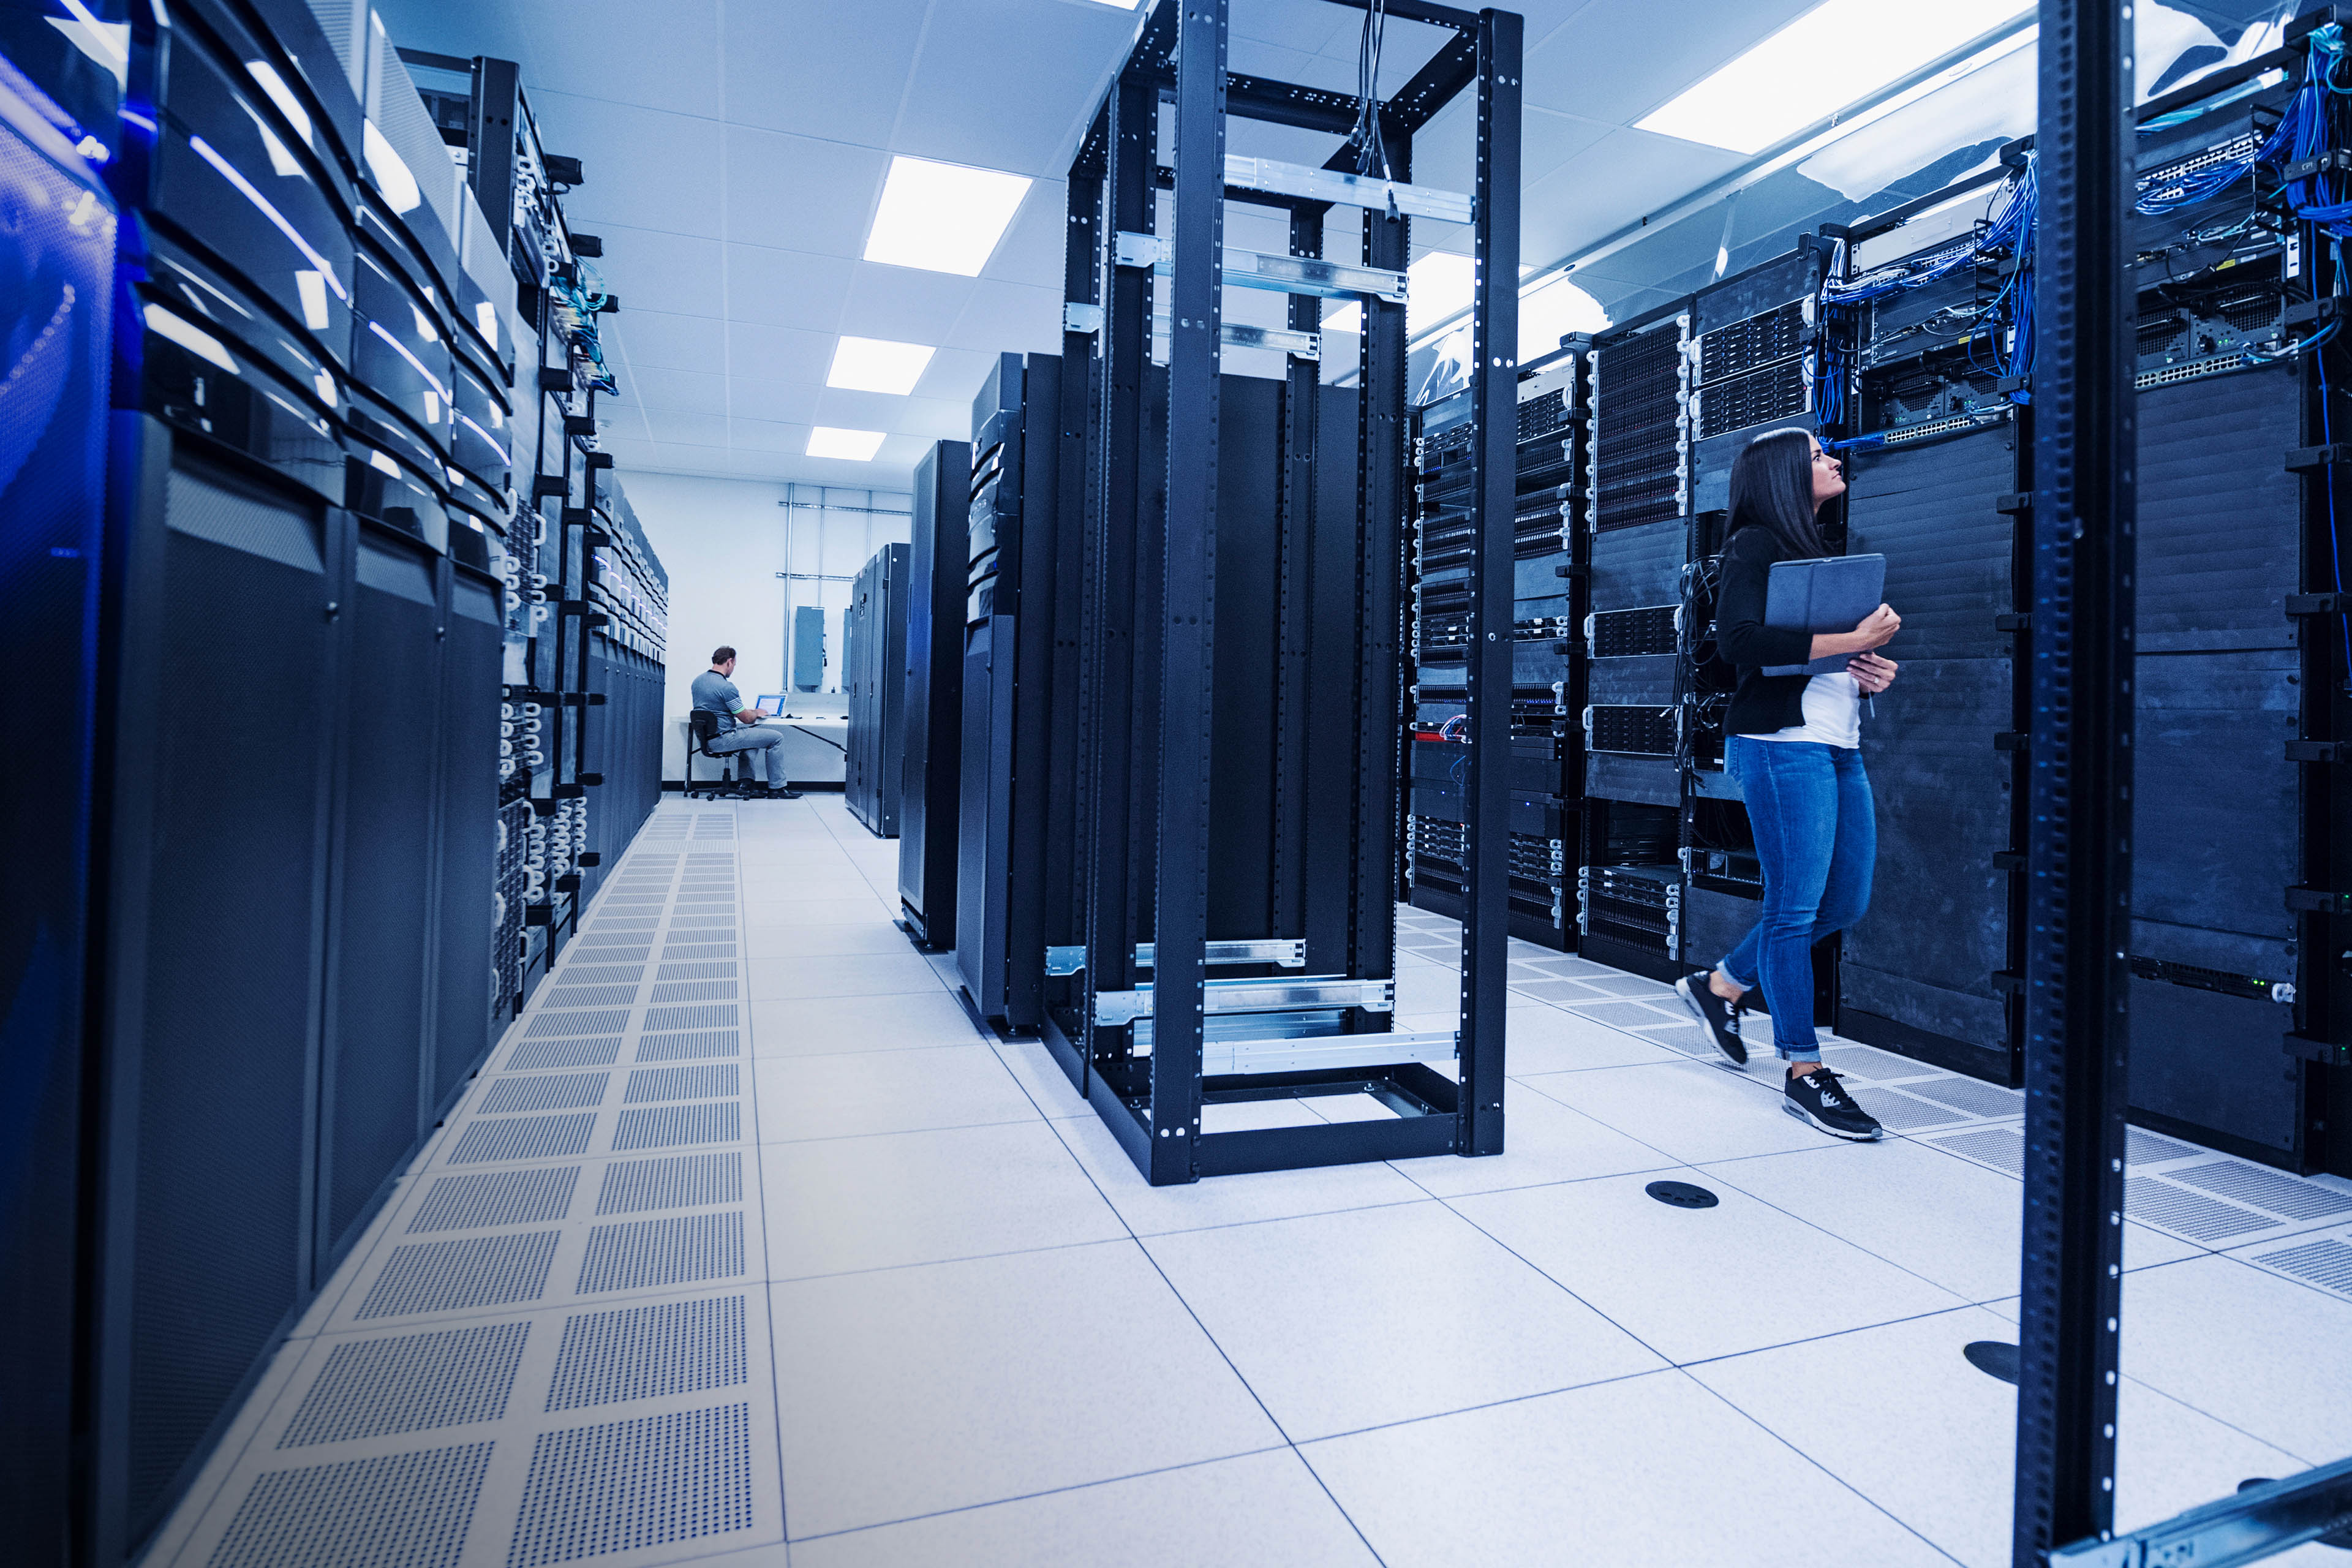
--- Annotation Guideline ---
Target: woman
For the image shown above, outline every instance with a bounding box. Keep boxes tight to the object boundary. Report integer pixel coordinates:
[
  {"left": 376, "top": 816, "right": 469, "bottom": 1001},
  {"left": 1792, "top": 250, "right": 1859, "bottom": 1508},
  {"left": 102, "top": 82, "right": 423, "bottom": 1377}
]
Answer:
[{"left": 1673, "top": 427, "right": 1901, "bottom": 1140}]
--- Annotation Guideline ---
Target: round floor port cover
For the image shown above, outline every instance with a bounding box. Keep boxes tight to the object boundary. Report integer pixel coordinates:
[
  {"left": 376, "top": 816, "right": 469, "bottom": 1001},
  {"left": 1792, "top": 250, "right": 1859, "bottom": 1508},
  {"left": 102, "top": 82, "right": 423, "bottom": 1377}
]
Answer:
[
  {"left": 1964, "top": 1341, "right": 2020, "bottom": 1385},
  {"left": 2239, "top": 1479, "right": 2352, "bottom": 1548},
  {"left": 1645, "top": 1180, "right": 1719, "bottom": 1209}
]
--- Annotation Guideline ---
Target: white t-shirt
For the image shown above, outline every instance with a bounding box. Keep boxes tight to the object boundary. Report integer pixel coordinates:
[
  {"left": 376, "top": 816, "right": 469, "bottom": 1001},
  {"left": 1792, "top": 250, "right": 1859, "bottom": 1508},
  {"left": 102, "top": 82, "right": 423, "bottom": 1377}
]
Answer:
[{"left": 1757, "top": 671, "right": 1861, "bottom": 749}]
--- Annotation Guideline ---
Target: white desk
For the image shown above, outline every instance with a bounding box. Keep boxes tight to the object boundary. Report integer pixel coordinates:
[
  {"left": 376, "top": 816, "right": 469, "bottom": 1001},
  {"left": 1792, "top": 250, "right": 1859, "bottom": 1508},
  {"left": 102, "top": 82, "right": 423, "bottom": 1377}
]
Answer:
[{"left": 669, "top": 715, "right": 847, "bottom": 788}]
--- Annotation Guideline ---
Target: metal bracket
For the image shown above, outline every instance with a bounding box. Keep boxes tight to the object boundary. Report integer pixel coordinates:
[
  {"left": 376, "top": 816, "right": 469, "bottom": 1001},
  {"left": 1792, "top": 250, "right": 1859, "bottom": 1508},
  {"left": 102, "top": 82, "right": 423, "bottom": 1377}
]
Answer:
[
  {"left": 1114, "top": 232, "right": 1408, "bottom": 302},
  {"left": 1063, "top": 301, "right": 1105, "bottom": 334},
  {"left": 2285, "top": 443, "right": 2352, "bottom": 472},
  {"left": 1046, "top": 939, "right": 1308, "bottom": 976},
  {"left": 2288, "top": 741, "right": 2346, "bottom": 763},
  {"left": 2286, "top": 886, "right": 2352, "bottom": 914},
  {"left": 1095, "top": 976, "right": 1395, "bottom": 1027},
  {"left": 2285, "top": 1033, "right": 2352, "bottom": 1066},
  {"left": 1202, "top": 1030, "right": 1458, "bottom": 1077},
  {"left": 1996, "top": 612, "right": 2031, "bottom": 632},
  {"left": 1221, "top": 153, "right": 1473, "bottom": 224},
  {"left": 2287, "top": 593, "right": 2350, "bottom": 616}
]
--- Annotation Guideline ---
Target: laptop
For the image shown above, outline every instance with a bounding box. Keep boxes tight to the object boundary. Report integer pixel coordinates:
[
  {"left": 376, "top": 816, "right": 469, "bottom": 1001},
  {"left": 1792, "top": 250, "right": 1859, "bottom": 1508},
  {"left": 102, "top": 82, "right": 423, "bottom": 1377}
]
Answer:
[{"left": 755, "top": 695, "right": 786, "bottom": 716}]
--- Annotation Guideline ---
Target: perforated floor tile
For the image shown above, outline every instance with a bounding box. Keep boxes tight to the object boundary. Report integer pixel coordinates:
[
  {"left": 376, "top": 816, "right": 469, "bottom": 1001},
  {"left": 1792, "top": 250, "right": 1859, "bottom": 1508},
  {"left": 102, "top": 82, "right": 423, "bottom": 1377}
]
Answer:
[
  {"left": 279, "top": 1322, "right": 530, "bottom": 1446},
  {"left": 577, "top": 1212, "right": 746, "bottom": 1293},
  {"left": 2166, "top": 1161, "right": 2352, "bottom": 1222},
  {"left": 545, "top": 1295, "right": 749, "bottom": 1411},
  {"left": 409, "top": 1169, "right": 581, "bottom": 1233},
  {"left": 356, "top": 1232, "right": 562, "bottom": 1319},
  {"left": 624, "top": 1065, "right": 740, "bottom": 1103},
  {"left": 206, "top": 1444, "right": 492, "bottom": 1568},
  {"left": 448, "top": 1114, "right": 598, "bottom": 1165},
  {"left": 505, "top": 1037, "right": 623, "bottom": 1071},
  {"left": 633, "top": 1030, "right": 741, "bottom": 1061},
  {"left": 612, "top": 1102, "right": 742, "bottom": 1151},
  {"left": 2126, "top": 1177, "right": 2277, "bottom": 1243},
  {"left": 2250, "top": 1236, "right": 2352, "bottom": 1297},
  {"left": 480, "top": 1074, "right": 612, "bottom": 1115}
]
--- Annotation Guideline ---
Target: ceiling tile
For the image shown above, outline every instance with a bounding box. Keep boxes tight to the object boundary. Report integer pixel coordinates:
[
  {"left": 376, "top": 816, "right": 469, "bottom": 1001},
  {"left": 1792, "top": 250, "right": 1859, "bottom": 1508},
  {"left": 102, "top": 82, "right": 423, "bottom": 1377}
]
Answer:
[
  {"left": 1521, "top": 0, "right": 1818, "bottom": 126},
  {"left": 945, "top": 278, "right": 1062, "bottom": 353},
  {"left": 894, "top": 396, "right": 972, "bottom": 440},
  {"left": 587, "top": 225, "right": 729, "bottom": 318},
  {"left": 643, "top": 410, "right": 731, "bottom": 447},
  {"left": 724, "top": 125, "right": 891, "bottom": 260},
  {"left": 1523, "top": 129, "right": 1747, "bottom": 266},
  {"left": 606, "top": 307, "right": 728, "bottom": 374},
  {"left": 814, "top": 385, "right": 921, "bottom": 431},
  {"left": 835, "top": 263, "right": 978, "bottom": 344},
  {"left": 624, "top": 365, "right": 732, "bottom": 417},
  {"left": 519, "top": 0, "right": 721, "bottom": 119},
  {"left": 1231, "top": 0, "right": 1354, "bottom": 55},
  {"left": 527, "top": 91, "right": 726, "bottom": 240},
  {"left": 717, "top": 0, "right": 931, "bottom": 145},
  {"left": 726, "top": 322, "right": 836, "bottom": 387},
  {"left": 728, "top": 417, "right": 815, "bottom": 454},
  {"left": 726, "top": 245, "right": 856, "bottom": 332},
  {"left": 725, "top": 379, "right": 823, "bottom": 428},
  {"left": 891, "top": 0, "right": 1133, "bottom": 177},
  {"left": 982, "top": 184, "right": 1071, "bottom": 290},
  {"left": 914, "top": 346, "right": 1006, "bottom": 406}
]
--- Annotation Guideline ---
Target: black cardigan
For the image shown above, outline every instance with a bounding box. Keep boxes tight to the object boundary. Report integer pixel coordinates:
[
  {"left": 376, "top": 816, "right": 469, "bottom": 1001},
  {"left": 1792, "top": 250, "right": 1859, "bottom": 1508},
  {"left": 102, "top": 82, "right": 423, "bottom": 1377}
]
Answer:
[{"left": 1715, "top": 522, "right": 1825, "bottom": 736}]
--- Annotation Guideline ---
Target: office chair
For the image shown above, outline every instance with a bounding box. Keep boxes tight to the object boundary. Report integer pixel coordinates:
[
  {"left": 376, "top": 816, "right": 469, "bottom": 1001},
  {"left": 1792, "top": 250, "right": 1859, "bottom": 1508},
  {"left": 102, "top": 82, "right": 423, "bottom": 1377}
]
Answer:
[{"left": 684, "top": 711, "right": 752, "bottom": 801}]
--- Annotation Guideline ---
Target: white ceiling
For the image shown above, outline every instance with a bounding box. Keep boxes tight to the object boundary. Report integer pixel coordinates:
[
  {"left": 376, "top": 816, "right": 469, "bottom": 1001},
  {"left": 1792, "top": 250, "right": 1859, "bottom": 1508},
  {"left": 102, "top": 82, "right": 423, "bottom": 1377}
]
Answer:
[{"left": 373, "top": 0, "right": 1838, "bottom": 487}]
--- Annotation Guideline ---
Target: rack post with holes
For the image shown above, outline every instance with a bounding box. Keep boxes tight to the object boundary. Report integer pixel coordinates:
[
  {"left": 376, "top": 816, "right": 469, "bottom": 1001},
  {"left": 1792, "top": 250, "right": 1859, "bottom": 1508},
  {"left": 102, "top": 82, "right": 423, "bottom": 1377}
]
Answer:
[{"left": 1039, "top": 0, "right": 1521, "bottom": 1183}]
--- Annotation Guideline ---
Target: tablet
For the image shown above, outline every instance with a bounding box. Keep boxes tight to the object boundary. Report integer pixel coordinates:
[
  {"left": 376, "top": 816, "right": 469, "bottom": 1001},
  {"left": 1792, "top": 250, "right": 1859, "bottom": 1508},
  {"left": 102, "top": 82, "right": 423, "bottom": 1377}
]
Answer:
[{"left": 1761, "top": 553, "right": 1887, "bottom": 677}]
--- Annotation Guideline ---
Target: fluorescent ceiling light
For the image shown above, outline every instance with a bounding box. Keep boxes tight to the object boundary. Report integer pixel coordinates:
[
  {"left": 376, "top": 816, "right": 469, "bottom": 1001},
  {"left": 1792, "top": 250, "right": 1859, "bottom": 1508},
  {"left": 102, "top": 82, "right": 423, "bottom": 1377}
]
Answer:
[
  {"left": 1084, "top": 0, "right": 1143, "bottom": 7},
  {"left": 809, "top": 426, "right": 886, "bottom": 461},
  {"left": 864, "top": 156, "right": 1033, "bottom": 276},
  {"left": 827, "top": 336, "right": 937, "bottom": 396},
  {"left": 1636, "top": 0, "right": 2035, "bottom": 155}
]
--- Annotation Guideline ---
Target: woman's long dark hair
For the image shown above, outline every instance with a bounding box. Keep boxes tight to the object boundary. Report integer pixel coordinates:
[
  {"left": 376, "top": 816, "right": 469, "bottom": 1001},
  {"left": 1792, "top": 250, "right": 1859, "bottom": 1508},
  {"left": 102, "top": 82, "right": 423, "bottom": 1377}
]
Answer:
[{"left": 1727, "top": 426, "right": 1828, "bottom": 560}]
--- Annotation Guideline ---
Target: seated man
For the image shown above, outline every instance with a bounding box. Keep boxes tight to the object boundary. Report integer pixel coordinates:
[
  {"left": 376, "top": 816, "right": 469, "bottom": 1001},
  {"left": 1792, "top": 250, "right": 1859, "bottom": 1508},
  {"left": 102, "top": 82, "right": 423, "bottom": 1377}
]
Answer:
[{"left": 690, "top": 646, "right": 798, "bottom": 798}]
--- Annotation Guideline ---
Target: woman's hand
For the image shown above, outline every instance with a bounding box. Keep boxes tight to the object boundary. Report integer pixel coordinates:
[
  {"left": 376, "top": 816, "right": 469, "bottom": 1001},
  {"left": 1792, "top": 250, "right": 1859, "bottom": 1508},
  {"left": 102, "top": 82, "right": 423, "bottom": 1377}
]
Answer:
[
  {"left": 1849, "top": 652, "right": 1899, "bottom": 693},
  {"left": 1810, "top": 603, "right": 1901, "bottom": 662}
]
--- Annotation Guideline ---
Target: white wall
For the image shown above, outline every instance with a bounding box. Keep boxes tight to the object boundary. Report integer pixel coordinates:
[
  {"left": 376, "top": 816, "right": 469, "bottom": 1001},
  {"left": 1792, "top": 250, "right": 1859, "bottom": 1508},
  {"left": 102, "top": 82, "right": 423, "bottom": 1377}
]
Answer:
[{"left": 623, "top": 470, "right": 911, "bottom": 779}]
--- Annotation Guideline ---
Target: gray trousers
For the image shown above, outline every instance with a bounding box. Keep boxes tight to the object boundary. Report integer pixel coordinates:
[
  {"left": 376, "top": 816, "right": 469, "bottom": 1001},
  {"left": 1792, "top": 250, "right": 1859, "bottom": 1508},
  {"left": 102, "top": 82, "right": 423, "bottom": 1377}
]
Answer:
[{"left": 705, "top": 725, "right": 786, "bottom": 786}]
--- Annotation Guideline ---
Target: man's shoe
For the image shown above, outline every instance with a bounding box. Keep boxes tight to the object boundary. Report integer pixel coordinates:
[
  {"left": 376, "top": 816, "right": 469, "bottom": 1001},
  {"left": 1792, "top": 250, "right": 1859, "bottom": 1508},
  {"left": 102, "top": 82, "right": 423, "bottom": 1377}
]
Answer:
[
  {"left": 1783, "top": 1066, "right": 1883, "bottom": 1141},
  {"left": 1675, "top": 972, "right": 1747, "bottom": 1066},
  {"left": 761, "top": 786, "right": 802, "bottom": 800}
]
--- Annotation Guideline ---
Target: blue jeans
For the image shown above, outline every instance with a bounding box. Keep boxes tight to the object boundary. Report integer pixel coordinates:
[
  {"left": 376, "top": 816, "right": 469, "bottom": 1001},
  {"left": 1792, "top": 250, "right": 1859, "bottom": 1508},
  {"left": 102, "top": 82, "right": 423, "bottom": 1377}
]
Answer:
[
  {"left": 706, "top": 725, "right": 785, "bottom": 785},
  {"left": 1718, "top": 736, "right": 1875, "bottom": 1061}
]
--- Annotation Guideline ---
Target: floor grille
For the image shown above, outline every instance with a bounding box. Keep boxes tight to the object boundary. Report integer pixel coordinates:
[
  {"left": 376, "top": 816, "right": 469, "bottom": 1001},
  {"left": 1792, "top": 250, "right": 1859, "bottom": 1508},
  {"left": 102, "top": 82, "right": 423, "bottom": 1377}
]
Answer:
[
  {"left": 523, "top": 1010, "right": 630, "bottom": 1039},
  {"left": 1891, "top": 1076, "right": 2022, "bottom": 1120},
  {"left": 447, "top": 1114, "right": 597, "bottom": 1165},
  {"left": 650, "top": 980, "right": 739, "bottom": 1003},
  {"left": 506, "top": 1404, "right": 753, "bottom": 1567},
  {"left": 2252, "top": 1236, "right": 2352, "bottom": 1298},
  {"left": 634, "top": 1030, "right": 741, "bottom": 1061},
  {"left": 2125, "top": 1176, "right": 2275, "bottom": 1243},
  {"left": 479, "top": 1074, "right": 611, "bottom": 1115},
  {"left": 280, "top": 1322, "right": 530, "bottom": 1446},
  {"left": 643, "top": 1003, "right": 739, "bottom": 1031},
  {"left": 594, "top": 1153, "right": 744, "bottom": 1216},
  {"left": 576, "top": 1212, "right": 746, "bottom": 1293},
  {"left": 2165, "top": 1161, "right": 2352, "bottom": 1221},
  {"left": 624, "top": 1065, "right": 740, "bottom": 1103},
  {"left": 357, "top": 1232, "right": 562, "bottom": 1319},
  {"left": 207, "top": 1443, "right": 492, "bottom": 1568},
  {"left": 505, "top": 1037, "right": 622, "bottom": 1071},
  {"left": 409, "top": 1169, "right": 580, "bottom": 1233},
  {"left": 545, "top": 1295, "right": 748, "bottom": 1411},
  {"left": 612, "top": 1102, "right": 742, "bottom": 1151},
  {"left": 542, "top": 985, "right": 640, "bottom": 1009}
]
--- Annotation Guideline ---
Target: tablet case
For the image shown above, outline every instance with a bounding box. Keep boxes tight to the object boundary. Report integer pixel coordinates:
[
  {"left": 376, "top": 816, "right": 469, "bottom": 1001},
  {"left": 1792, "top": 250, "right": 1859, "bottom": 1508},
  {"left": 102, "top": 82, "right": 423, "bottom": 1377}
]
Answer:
[{"left": 1760, "top": 553, "right": 1887, "bottom": 677}]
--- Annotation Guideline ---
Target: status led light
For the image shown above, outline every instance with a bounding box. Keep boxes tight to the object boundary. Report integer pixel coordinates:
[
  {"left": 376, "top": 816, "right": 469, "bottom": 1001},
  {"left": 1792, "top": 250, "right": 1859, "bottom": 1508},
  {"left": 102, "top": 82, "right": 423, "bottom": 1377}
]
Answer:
[
  {"left": 1635, "top": 0, "right": 2035, "bottom": 155},
  {"left": 808, "top": 426, "right": 886, "bottom": 461},
  {"left": 862, "top": 156, "right": 1032, "bottom": 277},
  {"left": 826, "top": 336, "right": 937, "bottom": 396}
]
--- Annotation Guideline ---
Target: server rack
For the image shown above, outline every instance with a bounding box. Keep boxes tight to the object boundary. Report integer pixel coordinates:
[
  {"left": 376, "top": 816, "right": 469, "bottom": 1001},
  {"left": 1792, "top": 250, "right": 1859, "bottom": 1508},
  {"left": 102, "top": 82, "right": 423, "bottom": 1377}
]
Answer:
[
  {"left": 845, "top": 541, "right": 910, "bottom": 835},
  {"left": 24, "top": 7, "right": 668, "bottom": 1556},
  {"left": 0, "top": 62, "right": 116, "bottom": 1564},
  {"left": 956, "top": 353, "right": 1068, "bottom": 1030},
  {"left": 1406, "top": 347, "right": 1586, "bottom": 949},
  {"left": 1030, "top": 0, "right": 1521, "bottom": 1185},
  {"left": 899, "top": 439, "right": 970, "bottom": 948}
]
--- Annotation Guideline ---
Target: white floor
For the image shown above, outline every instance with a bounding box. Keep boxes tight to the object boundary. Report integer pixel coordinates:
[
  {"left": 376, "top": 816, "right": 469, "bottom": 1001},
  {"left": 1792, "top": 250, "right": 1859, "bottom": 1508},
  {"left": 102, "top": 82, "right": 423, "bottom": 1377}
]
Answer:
[{"left": 148, "top": 797, "right": 2352, "bottom": 1568}]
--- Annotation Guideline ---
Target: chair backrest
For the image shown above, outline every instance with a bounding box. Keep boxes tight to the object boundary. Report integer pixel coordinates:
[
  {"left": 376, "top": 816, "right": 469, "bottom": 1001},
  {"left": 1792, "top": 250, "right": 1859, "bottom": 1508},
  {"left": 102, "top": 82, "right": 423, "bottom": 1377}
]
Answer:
[{"left": 687, "top": 709, "right": 719, "bottom": 749}]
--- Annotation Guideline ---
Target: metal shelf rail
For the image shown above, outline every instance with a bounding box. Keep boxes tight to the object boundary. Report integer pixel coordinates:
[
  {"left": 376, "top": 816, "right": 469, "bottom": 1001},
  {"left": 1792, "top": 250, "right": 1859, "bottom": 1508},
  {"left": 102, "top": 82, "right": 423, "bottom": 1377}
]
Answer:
[{"left": 1039, "top": 0, "right": 1523, "bottom": 1185}]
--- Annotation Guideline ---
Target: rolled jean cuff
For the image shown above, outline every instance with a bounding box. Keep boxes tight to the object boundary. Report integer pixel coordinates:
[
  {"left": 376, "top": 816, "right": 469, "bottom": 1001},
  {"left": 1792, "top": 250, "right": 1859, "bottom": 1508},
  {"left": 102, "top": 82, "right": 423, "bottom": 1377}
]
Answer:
[
  {"left": 1716, "top": 958, "right": 1755, "bottom": 991},
  {"left": 1779, "top": 1045, "right": 1822, "bottom": 1063}
]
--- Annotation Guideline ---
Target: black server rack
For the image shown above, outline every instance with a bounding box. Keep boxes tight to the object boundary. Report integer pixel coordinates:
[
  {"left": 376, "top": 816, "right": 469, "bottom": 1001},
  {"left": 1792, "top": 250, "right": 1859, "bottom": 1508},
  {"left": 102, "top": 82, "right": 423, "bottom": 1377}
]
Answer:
[
  {"left": 899, "top": 439, "right": 970, "bottom": 948},
  {"left": 1406, "top": 349, "right": 1585, "bottom": 949},
  {"left": 1032, "top": 0, "right": 1520, "bottom": 1185},
  {"left": 0, "top": 63, "right": 116, "bottom": 1562},
  {"left": 956, "top": 353, "right": 1065, "bottom": 1030},
  {"left": 846, "top": 542, "right": 910, "bottom": 835}
]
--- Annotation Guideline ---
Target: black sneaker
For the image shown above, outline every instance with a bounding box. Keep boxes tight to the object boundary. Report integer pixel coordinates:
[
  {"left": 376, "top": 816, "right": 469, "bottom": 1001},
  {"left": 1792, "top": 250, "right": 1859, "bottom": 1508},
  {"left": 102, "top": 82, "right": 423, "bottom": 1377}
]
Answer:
[
  {"left": 1784, "top": 1066, "right": 1883, "bottom": 1141},
  {"left": 760, "top": 786, "right": 802, "bottom": 800},
  {"left": 1675, "top": 972, "right": 1747, "bottom": 1066}
]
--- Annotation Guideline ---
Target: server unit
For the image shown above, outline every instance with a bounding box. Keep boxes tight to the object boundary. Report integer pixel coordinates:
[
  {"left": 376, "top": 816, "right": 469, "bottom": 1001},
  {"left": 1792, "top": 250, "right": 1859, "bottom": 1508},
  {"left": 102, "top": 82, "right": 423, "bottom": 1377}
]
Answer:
[
  {"left": 845, "top": 541, "right": 910, "bottom": 835},
  {"left": 899, "top": 439, "right": 971, "bottom": 948},
  {"left": 0, "top": 67, "right": 115, "bottom": 1562},
  {"left": 955, "top": 353, "right": 1065, "bottom": 1029}
]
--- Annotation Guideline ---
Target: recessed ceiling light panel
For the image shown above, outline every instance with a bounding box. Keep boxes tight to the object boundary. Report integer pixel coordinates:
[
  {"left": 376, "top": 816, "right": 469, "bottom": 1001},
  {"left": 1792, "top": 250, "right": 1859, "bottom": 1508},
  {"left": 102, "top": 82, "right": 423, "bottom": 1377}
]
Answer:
[
  {"left": 808, "top": 426, "right": 886, "bottom": 461},
  {"left": 826, "top": 336, "right": 937, "bottom": 395},
  {"left": 863, "top": 155, "right": 1033, "bottom": 277},
  {"left": 1635, "top": 0, "right": 2034, "bottom": 156}
]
